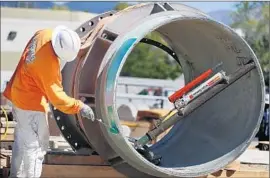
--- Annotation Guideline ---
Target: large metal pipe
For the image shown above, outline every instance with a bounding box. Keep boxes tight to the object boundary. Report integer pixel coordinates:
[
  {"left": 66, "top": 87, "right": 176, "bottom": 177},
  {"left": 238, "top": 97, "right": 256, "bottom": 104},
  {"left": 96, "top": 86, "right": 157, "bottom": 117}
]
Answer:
[{"left": 52, "top": 2, "right": 265, "bottom": 178}]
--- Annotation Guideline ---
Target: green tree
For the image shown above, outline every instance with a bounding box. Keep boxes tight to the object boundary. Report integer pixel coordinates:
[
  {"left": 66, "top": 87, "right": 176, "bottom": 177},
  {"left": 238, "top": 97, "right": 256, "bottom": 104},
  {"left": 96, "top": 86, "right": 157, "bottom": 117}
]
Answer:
[
  {"left": 113, "top": 3, "right": 182, "bottom": 79},
  {"left": 121, "top": 32, "right": 182, "bottom": 80},
  {"left": 52, "top": 5, "right": 69, "bottom": 11},
  {"left": 231, "top": 2, "right": 269, "bottom": 85},
  {"left": 114, "top": 2, "right": 129, "bottom": 11}
]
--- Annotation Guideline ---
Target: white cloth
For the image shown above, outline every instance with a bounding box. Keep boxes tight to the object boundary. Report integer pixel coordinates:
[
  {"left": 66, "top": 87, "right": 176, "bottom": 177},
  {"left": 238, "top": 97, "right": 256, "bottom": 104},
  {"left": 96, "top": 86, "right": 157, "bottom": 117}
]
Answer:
[
  {"left": 121, "top": 125, "right": 131, "bottom": 137},
  {"left": 9, "top": 106, "right": 49, "bottom": 178}
]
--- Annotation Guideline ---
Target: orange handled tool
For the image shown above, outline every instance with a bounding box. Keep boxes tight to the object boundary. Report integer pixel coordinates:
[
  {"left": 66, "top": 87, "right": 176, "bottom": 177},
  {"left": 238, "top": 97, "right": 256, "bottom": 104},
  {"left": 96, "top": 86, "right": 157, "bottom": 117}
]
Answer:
[{"left": 168, "top": 62, "right": 223, "bottom": 103}]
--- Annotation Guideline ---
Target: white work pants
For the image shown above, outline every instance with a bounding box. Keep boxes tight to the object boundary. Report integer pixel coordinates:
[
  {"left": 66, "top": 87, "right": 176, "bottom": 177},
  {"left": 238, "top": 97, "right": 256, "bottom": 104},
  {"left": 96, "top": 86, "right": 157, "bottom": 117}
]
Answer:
[{"left": 9, "top": 106, "right": 49, "bottom": 178}]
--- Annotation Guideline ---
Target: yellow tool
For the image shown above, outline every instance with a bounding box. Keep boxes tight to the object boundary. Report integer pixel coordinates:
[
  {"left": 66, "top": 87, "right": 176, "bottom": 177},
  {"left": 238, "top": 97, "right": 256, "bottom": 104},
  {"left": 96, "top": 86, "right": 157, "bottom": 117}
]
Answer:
[{"left": 1, "top": 106, "right": 9, "bottom": 140}]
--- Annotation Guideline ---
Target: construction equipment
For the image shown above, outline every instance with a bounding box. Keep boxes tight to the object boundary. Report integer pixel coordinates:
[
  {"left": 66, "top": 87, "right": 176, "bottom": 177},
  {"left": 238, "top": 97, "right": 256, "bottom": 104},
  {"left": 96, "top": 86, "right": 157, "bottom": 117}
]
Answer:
[
  {"left": 132, "top": 62, "right": 256, "bottom": 165},
  {"left": 134, "top": 62, "right": 255, "bottom": 149},
  {"left": 168, "top": 62, "right": 224, "bottom": 103},
  {"left": 134, "top": 63, "right": 228, "bottom": 149},
  {"left": 50, "top": 2, "right": 265, "bottom": 178}
]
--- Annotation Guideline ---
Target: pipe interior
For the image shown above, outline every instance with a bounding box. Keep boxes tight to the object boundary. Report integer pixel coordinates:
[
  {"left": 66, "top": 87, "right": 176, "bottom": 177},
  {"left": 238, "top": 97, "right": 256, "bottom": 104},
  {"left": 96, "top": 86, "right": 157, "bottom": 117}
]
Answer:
[{"left": 120, "top": 19, "right": 263, "bottom": 169}]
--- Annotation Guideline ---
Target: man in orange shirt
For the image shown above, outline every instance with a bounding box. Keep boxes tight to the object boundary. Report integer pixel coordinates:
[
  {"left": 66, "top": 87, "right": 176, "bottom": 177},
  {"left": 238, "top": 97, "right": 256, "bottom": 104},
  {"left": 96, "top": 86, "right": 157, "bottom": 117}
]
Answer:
[{"left": 3, "top": 26, "right": 95, "bottom": 178}]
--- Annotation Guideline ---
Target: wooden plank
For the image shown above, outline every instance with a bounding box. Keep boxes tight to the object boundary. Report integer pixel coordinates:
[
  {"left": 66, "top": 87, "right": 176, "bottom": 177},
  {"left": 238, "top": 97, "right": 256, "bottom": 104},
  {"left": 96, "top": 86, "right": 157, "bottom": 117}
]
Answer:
[
  {"left": 49, "top": 136, "right": 66, "bottom": 142},
  {"left": 224, "top": 161, "right": 241, "bottom": 171},
  {"left": 0, "top": 128, "right": 14, "bottom": 134},
  {"left": 2, "top": 165, "right": 269, "bottom": 178},
  {"left": 201, "top": 169, "right": 269, "bottom": 178},
  {"left": 41, "top": 165, "right": 127, "bottom": 178},
  {"left": 0, "top": 158, "right": 7, "bottom": 168},
  {"left": 0, "top": 121, "right": 16, "bottom": 128},
  {"left": 42, "top": 165, "right": 269, "bottom": 178},
  {"left": 0, "top": 134, "right": 14, "bottom": 141},
  {"left": 120, "top": 120, "right": 150, "bottom": 128},
  {"left": 49, "top": 141, "right": 72, "bottom": 150},
  {"left": 0, "top": 149, "right": 11, "bottom": 168},
  {"left": 259, "top": 141, "right": 269, "bottom": 144},
  {"left": 0, "top": 149, "right": 12, "bottom": 156},
  {"left": 44, "top": 154, "right": 109, "bottom": 166},
  {"left": 1, "top": 117, "right": 6, "bottom": 122},
  {"left": 0, "top": 107, "right": 11, "bottom": 114},
  {"left": 48, "top": 136, "right": 72, "bottom": 150},
  {"left": 198, "top": 162, "right": 269, "bottom": 178},
  {"left": 0, "top": 156, "right": 10, "bottom": 168}
]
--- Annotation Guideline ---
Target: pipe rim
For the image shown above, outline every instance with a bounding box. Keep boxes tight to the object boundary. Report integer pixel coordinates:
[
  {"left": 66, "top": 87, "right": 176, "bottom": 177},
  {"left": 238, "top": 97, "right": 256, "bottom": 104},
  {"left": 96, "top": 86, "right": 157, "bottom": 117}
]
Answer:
[{"left": 96, "top": 9, "right": 265, "bottom": 177}]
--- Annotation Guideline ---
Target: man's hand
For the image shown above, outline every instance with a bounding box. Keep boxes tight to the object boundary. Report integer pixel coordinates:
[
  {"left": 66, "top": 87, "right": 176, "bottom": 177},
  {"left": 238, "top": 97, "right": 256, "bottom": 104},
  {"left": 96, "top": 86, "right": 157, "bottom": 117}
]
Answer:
[{"left": 80, "top": 104, "right": 95, "bottom": 121}]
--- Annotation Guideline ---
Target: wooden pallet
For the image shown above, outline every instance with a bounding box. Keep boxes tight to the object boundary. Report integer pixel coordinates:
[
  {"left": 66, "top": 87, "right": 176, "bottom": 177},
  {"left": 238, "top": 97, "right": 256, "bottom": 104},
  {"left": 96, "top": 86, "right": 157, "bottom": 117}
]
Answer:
[
  {"left": 0, "top": 120, "right": 16, "bottom": 142},
  {"left": 2, "top": 165, "right": 127, "bottom": 178},
  {"left": 0, "top": 121, "right": 16, "bottom": 128},
  {"left": 2, "top": 163, "right": 268, "bottom": 178},
  {"left": 0, "top": 128, "right": 14, "bottom": 134},
  {"left": 1, "top": 151, "right": 126, "bottom": 178},
  {"left": 0, "top": 118, "right": 268, "bottom": 178},
  {"left": 43, "top": 151, "right": 109, "bottom": 166},
  {"left": 0, "top": 134, "right": 14, "bottom": 142},
  {"left": 0, "top": 149, "right": 11, "bottom": 168},
  {"left": 1, "top": 151, "right": 268, "bottom": 178},
  {"left": 41, "top": 165, "right": 127, "bottom": 178},
  {"left": 200, "top": 161, "right": 269, "bottom": 178},
  {"left": 201, "top": 169, "right": 269, "bottom": 178}
]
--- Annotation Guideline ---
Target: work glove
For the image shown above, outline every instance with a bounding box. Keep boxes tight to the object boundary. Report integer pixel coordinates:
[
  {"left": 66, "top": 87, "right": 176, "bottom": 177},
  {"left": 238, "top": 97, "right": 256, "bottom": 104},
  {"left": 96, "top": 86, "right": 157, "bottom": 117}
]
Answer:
[{"left": 80, "top": 104, "right": 95, "bottom": 122}]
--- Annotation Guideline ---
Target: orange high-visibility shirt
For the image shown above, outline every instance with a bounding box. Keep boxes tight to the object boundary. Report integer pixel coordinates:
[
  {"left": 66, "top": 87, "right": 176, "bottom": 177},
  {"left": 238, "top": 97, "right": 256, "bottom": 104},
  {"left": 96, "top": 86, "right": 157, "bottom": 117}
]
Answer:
[{"left": 3, "top": 29, "right": 84, "bottom": 114}]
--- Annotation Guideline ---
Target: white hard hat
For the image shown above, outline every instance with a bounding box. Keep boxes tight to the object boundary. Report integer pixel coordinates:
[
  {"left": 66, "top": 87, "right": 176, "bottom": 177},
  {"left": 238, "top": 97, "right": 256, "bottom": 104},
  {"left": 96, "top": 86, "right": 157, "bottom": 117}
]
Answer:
[{"left": 51, "top": 25, "right": 81, "bottom": 62}]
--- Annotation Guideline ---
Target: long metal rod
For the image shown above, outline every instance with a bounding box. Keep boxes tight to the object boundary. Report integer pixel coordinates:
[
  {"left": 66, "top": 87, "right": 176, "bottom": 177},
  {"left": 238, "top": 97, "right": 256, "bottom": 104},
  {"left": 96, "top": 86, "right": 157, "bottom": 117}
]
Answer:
[
  {"left": 134, "top": 62, "right": 256, "bottom": 148},
  {"left": 140, "top": 38, "right": 181, "bottom": 65}
]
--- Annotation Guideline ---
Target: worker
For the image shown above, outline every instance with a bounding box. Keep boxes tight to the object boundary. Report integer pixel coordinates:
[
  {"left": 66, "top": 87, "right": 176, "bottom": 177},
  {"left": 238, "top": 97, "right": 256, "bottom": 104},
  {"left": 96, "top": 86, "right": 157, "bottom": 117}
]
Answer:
[{"left": 3, "top": 25, "right": 95, "bottom": 178}]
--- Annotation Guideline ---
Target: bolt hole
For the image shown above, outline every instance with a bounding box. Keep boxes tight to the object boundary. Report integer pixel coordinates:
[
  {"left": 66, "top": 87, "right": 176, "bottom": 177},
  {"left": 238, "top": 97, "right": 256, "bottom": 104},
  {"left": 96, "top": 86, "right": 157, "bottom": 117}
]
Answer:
[
  {"left": 80, "top": 27, "right": 85, "bottom": 32},
  {"left": 89, "top": 21, "right": 94, "bottom": 26},
  {"left": 75, "top": 142, "right": 78, "bottom": 147},
  {"left": 109, "top": 13, "right": 113, "bottom": 16},
  {"left": 99, "top": 16, "right": 103, "bottom": 20},
  {"left": 172, "top": 53, "right": 175, "bottom": 55},
  {"left": 56, "top": 116, "right": 60, "bottom": 121},
  {"left": 61, "top": 126, "right": 65, "bottom": 130}
]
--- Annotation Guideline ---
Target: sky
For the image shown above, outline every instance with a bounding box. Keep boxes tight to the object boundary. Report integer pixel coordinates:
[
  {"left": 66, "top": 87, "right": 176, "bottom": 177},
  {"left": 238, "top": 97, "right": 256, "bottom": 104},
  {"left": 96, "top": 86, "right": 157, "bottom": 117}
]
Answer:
[
  {"left": 52, "top": 1, "right": 238, "bottom": 14},
  {"left": 180, "top": 1, "right": 237, "bottom": 13},
  {"left": 127, "top": 1, "right": 238, "bottom": 13}
]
